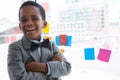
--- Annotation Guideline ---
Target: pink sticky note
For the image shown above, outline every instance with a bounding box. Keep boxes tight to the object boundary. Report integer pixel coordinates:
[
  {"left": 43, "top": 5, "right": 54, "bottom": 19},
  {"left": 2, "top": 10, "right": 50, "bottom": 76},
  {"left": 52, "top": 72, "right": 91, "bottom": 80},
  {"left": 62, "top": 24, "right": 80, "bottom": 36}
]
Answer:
[{"left": 97, "top": 48, "right": 111, "bottom": 62}]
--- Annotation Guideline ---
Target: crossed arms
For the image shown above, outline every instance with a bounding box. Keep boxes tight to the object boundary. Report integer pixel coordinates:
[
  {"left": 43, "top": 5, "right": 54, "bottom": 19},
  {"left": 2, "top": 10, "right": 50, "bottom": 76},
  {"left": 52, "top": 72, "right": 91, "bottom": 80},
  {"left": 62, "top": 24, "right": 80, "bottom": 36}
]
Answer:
[{"left": 25, "top": 53, "right": 64, "bottom": 73}]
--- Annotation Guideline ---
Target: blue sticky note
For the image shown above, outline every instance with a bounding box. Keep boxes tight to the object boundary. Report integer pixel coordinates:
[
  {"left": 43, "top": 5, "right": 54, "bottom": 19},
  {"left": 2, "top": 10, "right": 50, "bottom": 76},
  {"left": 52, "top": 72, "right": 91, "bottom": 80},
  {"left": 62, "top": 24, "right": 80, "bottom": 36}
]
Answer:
[
  {"left": 55, "top": 35, "right": 72, "bottom": 46},
  {"left": 84, "top": 48, "right": 95, "bottom": 60},
  {"left": 66, "top": 36, "right": 72, "bottom": 46},
  {"left": 55, "top": 36, "right": 60, "bottom": 46}
]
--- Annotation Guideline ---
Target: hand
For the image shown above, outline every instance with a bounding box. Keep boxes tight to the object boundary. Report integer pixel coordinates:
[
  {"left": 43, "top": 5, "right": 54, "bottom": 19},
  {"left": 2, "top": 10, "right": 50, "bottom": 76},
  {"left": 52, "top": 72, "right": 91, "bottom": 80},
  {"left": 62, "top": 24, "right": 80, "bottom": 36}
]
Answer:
[
  {"left": 25, "top": 62, "right": 39, "bottom": 72},
  {"left": 25, "top": 62, "right": 47, "bottom": 73},
  {"left": 51, "top": 54, "right": 64, "bottom": 62}
]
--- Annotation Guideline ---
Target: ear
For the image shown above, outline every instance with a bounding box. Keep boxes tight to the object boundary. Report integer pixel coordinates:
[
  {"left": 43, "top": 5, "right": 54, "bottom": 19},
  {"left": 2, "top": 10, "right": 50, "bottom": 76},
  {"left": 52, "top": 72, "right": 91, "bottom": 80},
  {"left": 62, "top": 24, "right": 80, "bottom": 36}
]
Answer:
[
  {"left": 43, "top": 21, "right": 47, "bottom": 28},
  {"left": 19, "top": 23, "right": 22, "bottom": 31}
]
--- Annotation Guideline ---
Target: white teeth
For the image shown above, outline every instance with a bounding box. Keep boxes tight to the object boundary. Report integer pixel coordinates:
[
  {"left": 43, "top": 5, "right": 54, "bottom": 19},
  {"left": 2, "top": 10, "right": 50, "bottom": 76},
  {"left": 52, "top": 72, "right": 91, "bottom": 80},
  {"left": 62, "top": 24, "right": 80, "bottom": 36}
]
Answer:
[{"left": 26, "top": 27, "right": 36, "bottom": 31}]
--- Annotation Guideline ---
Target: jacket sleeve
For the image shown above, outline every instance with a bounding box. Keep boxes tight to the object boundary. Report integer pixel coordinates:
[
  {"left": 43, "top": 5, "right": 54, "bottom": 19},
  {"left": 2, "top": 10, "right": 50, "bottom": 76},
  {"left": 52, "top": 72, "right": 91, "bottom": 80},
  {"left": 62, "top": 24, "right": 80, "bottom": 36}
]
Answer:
[
  {"left": 47, "top": 41, "right": 72, "bottom": 78},
  {"left": 7, "top": 43, "right": 46, "bottom": 80}
]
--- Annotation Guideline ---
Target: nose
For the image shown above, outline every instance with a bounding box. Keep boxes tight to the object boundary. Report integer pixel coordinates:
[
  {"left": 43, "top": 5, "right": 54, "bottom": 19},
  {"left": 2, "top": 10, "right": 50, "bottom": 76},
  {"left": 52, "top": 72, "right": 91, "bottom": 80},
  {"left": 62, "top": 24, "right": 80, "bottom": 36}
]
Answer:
[{"left": 26, "top": 19, "right": 33, "bottom": 26}]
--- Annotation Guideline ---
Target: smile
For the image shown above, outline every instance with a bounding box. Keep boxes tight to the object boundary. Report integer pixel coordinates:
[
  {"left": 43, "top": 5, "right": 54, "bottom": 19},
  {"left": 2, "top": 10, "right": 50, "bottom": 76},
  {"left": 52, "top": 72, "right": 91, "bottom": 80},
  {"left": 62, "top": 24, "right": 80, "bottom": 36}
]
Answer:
[{"left": 25, "top": 27, "right": 37, "bottom": 32}]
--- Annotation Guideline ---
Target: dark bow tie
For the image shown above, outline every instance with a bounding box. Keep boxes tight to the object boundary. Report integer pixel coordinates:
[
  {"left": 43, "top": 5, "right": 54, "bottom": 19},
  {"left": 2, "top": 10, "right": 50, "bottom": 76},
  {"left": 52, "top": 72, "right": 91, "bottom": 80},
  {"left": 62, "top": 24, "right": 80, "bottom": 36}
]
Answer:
[
  {"left": 30, "top": 42, "right": 42, "bottom": 51},
  {"left": 30, "top": 39, "right": 50, "bottom": 51}
]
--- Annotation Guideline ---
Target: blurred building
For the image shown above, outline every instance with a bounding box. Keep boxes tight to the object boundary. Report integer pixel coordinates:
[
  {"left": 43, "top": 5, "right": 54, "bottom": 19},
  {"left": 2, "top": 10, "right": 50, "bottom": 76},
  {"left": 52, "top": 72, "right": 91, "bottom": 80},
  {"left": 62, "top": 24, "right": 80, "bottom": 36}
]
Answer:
[
  {"left": 50, "top": 0, "right": 105, "bottom": 42},
  {"left": 1, "top": 0, "right": 120, "bottom": 44}
]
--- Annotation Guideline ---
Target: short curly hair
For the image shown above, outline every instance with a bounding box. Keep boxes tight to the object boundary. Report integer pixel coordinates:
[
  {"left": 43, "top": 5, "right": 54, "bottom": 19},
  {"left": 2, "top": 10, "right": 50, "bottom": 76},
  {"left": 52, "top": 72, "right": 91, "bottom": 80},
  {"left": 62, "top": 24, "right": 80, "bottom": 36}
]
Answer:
[{"left": 19, "top": 1, "right": 46, "bottom": 21}]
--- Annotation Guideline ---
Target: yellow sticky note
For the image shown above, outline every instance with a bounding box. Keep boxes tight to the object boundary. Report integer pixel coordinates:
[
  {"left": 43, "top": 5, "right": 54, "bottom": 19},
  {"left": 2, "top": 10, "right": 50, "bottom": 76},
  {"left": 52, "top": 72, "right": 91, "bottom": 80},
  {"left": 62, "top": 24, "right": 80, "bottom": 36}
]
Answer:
[{"left": 42, "top": 22, "right": 50, "bottom": 34}]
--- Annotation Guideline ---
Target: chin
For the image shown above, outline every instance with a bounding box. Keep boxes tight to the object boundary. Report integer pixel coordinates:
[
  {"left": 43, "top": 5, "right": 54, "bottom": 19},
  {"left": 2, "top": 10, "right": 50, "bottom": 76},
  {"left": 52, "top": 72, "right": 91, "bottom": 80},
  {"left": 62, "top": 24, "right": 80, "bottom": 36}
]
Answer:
[{"left": 26, "top": 33, "right": 40, "bottom": 40}]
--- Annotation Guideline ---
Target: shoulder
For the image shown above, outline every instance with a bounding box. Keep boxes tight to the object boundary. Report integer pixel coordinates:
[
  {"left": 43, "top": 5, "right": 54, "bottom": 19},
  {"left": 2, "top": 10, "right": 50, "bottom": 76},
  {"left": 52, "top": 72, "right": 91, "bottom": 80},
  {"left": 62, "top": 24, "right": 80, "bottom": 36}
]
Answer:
[{"left": 8, "top": 40, "right": 22, "bottom": 49}]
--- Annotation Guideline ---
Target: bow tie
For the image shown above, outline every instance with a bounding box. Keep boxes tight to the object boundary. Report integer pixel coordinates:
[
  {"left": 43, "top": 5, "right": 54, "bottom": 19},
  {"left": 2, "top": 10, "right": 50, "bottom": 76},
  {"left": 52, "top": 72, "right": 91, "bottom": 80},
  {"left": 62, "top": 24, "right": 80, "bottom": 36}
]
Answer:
[
  {"left": 30, "top": 42, "right": 42, "bottom": 51},
  {"left": 30, "top": 39, "right": 50, "bottom": 51}
]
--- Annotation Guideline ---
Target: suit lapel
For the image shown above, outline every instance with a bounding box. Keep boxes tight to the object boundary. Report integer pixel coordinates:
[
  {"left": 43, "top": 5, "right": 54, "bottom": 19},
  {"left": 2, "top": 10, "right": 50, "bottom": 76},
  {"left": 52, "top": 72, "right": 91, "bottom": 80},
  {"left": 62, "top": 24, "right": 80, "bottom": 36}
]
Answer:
[
  {"left": 30, "top": 50, "right": 40, "bottom": 62},
  {"left": 41, "top": 47, "right": 51, "bottom": 62},
  {"left": 22, "top": 35, "right": 40, "bottom": 62},
  {"left": 21, "top": 35, "right": 52, "bottom": 62},
  {"left": 22, "top": 35, "right": 31, "bottom": 50}
]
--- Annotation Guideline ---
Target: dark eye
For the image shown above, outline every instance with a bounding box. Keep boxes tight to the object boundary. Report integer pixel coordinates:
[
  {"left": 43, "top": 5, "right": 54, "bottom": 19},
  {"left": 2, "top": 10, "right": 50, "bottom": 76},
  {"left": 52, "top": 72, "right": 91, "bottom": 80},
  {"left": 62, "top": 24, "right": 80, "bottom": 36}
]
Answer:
[
  {"left": 20, "top": 18, "right": 27, "bottom": 22},
  {"left": 32, "top": 17, "right": 40, "bottom": 21}
]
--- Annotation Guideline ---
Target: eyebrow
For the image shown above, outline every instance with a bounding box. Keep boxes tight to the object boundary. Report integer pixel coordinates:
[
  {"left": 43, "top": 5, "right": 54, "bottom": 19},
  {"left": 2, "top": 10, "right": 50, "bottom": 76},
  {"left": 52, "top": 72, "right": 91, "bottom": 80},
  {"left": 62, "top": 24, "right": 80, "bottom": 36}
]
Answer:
[
  {"left": 21, "top": 14, "right": 42, "bottom": 18},
  {"left": 20, "top": 15, "right": 41, "bottom": 19}
]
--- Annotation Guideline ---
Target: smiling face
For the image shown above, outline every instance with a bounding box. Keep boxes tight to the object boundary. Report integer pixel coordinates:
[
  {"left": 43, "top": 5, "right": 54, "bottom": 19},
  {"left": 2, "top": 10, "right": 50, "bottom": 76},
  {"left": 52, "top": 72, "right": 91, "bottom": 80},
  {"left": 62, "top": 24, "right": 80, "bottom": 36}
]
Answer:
[{"left": 19, "top": 5, "right": 46, "bottom": 40}]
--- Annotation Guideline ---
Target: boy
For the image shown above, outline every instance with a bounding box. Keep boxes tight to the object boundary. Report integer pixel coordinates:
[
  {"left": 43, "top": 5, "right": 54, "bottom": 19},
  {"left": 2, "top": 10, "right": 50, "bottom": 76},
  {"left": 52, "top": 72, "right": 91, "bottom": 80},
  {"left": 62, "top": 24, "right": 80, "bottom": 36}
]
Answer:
[{"left": 7, "top": 1, "right": 71, "bottom": 80}]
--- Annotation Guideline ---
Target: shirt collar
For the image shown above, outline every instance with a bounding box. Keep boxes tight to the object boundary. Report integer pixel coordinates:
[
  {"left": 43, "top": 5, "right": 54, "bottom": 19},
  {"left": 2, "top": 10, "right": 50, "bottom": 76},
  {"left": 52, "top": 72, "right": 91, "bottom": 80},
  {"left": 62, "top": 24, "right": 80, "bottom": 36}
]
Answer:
[{"left": 29, "top": 36, "right": 44, "bottom": 44}]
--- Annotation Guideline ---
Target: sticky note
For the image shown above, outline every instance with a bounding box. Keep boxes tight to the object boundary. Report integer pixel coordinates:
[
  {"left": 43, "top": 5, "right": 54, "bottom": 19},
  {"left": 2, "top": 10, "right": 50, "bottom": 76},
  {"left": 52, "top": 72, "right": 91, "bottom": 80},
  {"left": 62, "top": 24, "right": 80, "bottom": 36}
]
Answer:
[
  {"left": 44, "top": 36, "right": 52, "bottom": 40},
  {"left": 55, "top": 35, "right": 72, "bottom": 46},
  {"left": 59, "top": 34, "right": 67, "bottom": 45},
  {"left": 42, "top": 22, "right": 50, "bottom": 33},
  {"left": 66, "top": 36, "right": 72, "bottom": 46},
  {"left": 97, "top": 48, "right": 111, "bottom": 62},
  {"left": 55, "top": 36, "right": 60, "bottom": 46},
  {"left": 60, "top": 49, "right": 65, "bottom": 54},
  {"left": 84, "top": 48, "right": 95, "bottom": 60}
]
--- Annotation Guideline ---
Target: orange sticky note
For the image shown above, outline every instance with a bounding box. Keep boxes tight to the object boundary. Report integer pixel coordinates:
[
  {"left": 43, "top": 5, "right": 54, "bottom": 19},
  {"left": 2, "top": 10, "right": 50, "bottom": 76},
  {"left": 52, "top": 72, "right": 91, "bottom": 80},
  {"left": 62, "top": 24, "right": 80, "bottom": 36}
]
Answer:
[
  {"left": 44, "top": 36, "right": 52, "bottom": 40},
  {"left": 60, "top": 49, "right": 65, "bottom": 54}
]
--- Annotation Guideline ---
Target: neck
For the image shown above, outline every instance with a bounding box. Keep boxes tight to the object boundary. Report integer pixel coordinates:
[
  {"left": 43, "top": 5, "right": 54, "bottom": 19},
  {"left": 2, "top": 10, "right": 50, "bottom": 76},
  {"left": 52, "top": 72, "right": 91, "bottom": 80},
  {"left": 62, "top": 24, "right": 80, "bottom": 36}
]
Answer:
[{"left": 25, "top": 35, "right": 41, "bottom": 41}]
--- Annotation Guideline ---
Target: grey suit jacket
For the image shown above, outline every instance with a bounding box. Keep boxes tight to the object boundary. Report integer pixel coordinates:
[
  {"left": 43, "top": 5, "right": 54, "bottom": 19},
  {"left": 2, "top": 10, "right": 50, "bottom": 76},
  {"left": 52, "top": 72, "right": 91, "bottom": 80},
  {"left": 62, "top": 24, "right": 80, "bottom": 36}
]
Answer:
[{"left": 7, "top": 35, "right": 71, "bottom": 80}]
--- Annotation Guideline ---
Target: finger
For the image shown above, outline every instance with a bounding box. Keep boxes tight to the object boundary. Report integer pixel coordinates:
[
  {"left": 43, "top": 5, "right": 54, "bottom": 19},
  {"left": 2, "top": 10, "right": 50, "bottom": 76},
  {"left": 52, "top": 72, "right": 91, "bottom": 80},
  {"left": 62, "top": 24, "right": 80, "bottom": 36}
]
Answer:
[
  {"left": 54, "top": 54, "right": 59, "bottom": 57},
  {"left": 59, "top": 57, "right": 64, "bottom": 61}
]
